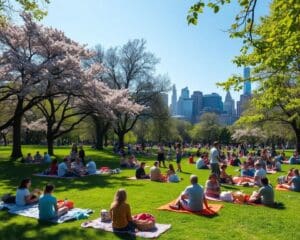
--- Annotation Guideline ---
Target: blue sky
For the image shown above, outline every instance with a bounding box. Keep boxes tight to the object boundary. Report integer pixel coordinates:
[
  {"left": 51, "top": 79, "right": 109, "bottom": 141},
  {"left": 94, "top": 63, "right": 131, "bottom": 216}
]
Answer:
[{"left": 39, "top": 0, "right": 270, "bottom": 103}]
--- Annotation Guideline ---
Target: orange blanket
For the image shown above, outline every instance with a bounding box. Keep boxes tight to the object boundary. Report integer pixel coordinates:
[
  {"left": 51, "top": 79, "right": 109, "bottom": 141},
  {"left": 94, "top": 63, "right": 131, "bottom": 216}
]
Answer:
[
  {"left": 275, "top": 185, "right": 289, "bottom": 191},
  {"left": 157, "top": 200, "right": 223, "bottom": 216}
]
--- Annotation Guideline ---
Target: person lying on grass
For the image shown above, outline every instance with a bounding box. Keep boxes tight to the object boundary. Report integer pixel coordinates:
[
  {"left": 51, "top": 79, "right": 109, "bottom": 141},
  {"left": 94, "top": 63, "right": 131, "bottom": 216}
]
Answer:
[
  {"left": 205, "top": 173, "right": 221, "bottom": 198},
  {"left": 249, "top": 177, "right": 275, "bottom": 206},
  {"left": 110, "top": 189, "right": 135, "bottom": 232},
  {"left": 150, "top": 161, "right": 165, "bottom": 182},
  {"left": 135, "top": 162, "right": 150, "bottom": 179},
  {"left": 279, "top": 169, "right": 300, "bottom": 192},
  {"left": 220, "top": 164, "right": 233, "bottom": 184},
  {"left": 39, "top": 184, "right": 68, "bottom": 221},
  {"left": 170, "top": 175, "right": 210, "bottom": 211},
  {"left": 16, "top": 179, "right": 40, "bottom": 206}
]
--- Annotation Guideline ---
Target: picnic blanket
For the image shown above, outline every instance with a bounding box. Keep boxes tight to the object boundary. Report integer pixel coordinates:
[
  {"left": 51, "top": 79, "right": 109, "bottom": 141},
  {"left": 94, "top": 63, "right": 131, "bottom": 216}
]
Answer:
[
  {"left": 0, "top": 202, "right": 93, "bottom": 223},
  {"left": 81, "top": 218, "right": 171, "bottom": 239},
  {"left": 205, "top": 195, "right": 261, "bottom": 206},
  {"left": 127, "top": 176, "right": 150, "bottom": 181},
  {"left": 33, "top": 170, "right": 109, "bottom": 179},
  {"left": 157, "top": 199, "right": 223, "bottom": 216},
  {"left": 275, "top": 185, "right": 289, "bottom": 191},
  {"left": 267, "top": 170, "right": 277, "bottom": 174}
]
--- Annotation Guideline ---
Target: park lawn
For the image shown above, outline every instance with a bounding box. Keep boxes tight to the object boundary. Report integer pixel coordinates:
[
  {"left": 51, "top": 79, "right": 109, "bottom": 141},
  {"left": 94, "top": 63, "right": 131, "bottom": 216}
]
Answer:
[{"left": 0, "top": 146, "right": 299, "bottom": 240}]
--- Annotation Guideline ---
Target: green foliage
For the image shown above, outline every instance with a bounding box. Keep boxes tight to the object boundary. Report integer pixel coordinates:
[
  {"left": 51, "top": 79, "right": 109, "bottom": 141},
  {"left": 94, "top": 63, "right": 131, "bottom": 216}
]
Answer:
[{"left": 0, "top": 0, "right": 49, "bottom": 25}]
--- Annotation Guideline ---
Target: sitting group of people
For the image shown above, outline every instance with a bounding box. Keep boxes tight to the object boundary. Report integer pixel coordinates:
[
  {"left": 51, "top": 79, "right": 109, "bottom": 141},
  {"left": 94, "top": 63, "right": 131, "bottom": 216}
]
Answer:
[
  {"left": 120, "top": 154, "right": 139, "bottom": 169},
  {"left": 15, "top": 179, "right": 69, "bottom": 221},
  {"left": 135, "top": 161, "right": 180, "bottom": 183},
  {"left": 44, "top": 157, "right": 97, "bottom": 177},
  {"left": 23, "top": 151, "right": 51, "bottom": 164},
  {"left": 278, "top": 168, "right": 300, "bottom": 192}
]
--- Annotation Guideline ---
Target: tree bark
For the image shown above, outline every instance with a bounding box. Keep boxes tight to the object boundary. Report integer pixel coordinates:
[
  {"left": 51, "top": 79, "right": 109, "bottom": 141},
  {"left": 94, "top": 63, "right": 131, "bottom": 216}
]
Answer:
[
  {"left": 11, "top": 100, "right": 24, "bottom": 159},
  {"left": 296, "top": 128, "right": 300, "bottom": 153},
  {"left": 47, "top": 134, "right": 54, "bottom": 155},
  {"left": 118, "top": 132, "right": 125, "bottom": 149}
]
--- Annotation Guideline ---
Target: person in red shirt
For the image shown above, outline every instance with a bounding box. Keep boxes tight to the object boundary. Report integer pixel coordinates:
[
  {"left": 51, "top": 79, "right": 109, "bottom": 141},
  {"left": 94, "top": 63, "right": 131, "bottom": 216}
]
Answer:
[{"left": 49, "top": 159, "right": 58, "bottom": 175}]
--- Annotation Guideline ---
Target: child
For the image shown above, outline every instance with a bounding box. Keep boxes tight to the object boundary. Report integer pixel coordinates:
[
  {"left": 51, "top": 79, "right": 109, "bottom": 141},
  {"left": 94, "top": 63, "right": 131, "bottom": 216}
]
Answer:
[
  {"left": 205, "top": 174, "right": 221, "bottom": 198},
  {"left": 110, "top": 189, "right": 135, "bottom": 232},
  {"left": 188, "top": 154, "right": 195, "bottom": 164},
  {"left": 167, "top": 164, "right": 179, "bottom": 182},
  {"left": 16, "top": 179, "right": 39, "bottom": 206},
  {"left": 39, "top": 184, "right": 68, "bottom": 220}
]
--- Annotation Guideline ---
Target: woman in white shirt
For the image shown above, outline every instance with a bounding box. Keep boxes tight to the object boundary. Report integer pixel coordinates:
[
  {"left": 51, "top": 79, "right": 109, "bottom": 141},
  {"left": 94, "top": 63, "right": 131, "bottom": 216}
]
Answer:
[{"left": 16, "top": 179, "right": 38, "bottom": 206}]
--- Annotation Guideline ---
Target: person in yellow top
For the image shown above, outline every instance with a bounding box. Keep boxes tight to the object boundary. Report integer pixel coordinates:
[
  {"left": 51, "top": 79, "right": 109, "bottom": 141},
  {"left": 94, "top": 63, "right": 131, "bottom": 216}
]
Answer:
[{"left": 110, "top": 189, "right": 135, "bottom": 232}]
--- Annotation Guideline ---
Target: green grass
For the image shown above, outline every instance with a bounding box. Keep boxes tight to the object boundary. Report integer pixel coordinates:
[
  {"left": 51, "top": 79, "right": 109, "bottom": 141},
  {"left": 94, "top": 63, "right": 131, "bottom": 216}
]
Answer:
[{"left": 0, "top": 145, "right": 299, "bottom": 240}]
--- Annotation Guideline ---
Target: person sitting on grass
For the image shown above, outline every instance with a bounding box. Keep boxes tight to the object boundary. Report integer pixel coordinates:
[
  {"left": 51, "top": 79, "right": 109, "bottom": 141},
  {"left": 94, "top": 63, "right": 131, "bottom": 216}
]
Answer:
[
  {"left": 110, "top": 189, "right": 135, "bottom": 232},
  {"left": 240, "top": 162, "right": 255, "bottom": 177},
  {"left": 220, "top": 164, "right": 233, "bottom": 184},
  {"left": 58, "top": 158, "right": 75, "bottom": 177},
  {"left": 254, "top": 162, "right": 267, "bottom": 186},
  {"left": 289, "top": 151, "right": 300, "bottom": 164},
  {"left": 34, "top": 151, "right": 42, "bottom": 163},
  {"left": 196, "top": 153, "right": 209, "bottom": 169},
  {"left": 24, "top": 153, "right": 33, "bottom": 163},
  {"left": 188, "top": 153, "right": 195, "bottom": 164},
  {"left": 150, "top": 161, "right": 164, "bottom": 182},
  {"left": 135, "top": 162, "right": 149, "bottom": 179},
  {"left": 71, "top": 157, "right": 84, "bottom": 176},
  {"left": 249, "top": 177, "right": 275, "bottom": 206},
  {"left": 170, "top": 175, "right": 210, "bottom": 211},
  {"left": 279, "top": 169, "right": 300, "bottom": 192},
  {"left": 43, "top": 152, "right": 51, "bottom": 164},
  {"left": 230, "top": 153, "right": 241, "bottom": 167},
  {"left": 167, "top": 164, "right": 180, "bottom": 183},
  {"left": 205, "top": 173, "right": 221, "bottom": 198},
  {"left": 39, "top": 184, "right": 68, "bottom": 221},
  {"left": 120, "top": 156, "right": 128, "bottom": 168},
  {"left": 86, "top": 159, "right": 97, "bottom": 175},
  {"left": 16, "top": 179, "right": 39, "bottom": 206},
  {"left": 128, "top": 155, "right": 139, "bottom": 168},
  {"left": 49, "top": 159, "right": 58, "bottom": 175}
]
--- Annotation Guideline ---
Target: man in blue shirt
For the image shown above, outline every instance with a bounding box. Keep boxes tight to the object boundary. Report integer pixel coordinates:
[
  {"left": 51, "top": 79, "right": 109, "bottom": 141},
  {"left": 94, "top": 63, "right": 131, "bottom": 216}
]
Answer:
[
  {"left": 39, "top": 184, "right": 68, "bottom": 220},
  {"left": 170, "top": 175, "right": 210, "bottom": 211}
]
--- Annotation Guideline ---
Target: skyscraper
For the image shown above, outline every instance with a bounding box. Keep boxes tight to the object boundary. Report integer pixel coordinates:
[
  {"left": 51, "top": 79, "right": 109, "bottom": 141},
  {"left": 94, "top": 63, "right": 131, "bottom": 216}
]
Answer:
[
  {"left": 243, "top": 67, "right": 251, "bottom": 95},
  {"left": 160, "top": 93, "right": 168, "bottom": 107},
  {"left": 223, "top": 91, "right": 235, "bottom": 116},
  {"left": 202, "top": 93, "right": 223, "bottom": 113},
  {"left": 181, "top": 87, "right": 189, "bottom": 99},
  {"left": 171, "top": 84, "right": 177, "bottom": 115},
  {"left": 177, "top": 87, "right": 193, "bottom": 121},
  {"left": 191, "top": 91, "right": 203, "bottom": 122}
]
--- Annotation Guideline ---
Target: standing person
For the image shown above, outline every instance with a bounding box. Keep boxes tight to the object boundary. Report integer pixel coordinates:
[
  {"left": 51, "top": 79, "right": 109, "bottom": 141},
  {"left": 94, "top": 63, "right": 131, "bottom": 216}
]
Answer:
[
  {"left": 176, "top": 143, "right": 183, "bottom": 172},
  {"left": 39, "top": 184, "right": 68, "bottom": 220},
  {"left": 70, "top": 144, "right": 78, "bottom": 162},
  {"left": 110, "top": 189, "right": 135, "bottom": 232},
  {"left": 157, "top": 144, "right": 166, "bottom": 168},
  {"left": 16, "top": 179, "right": 39, "bottom": 206},
  {"left": 78, "top": 146, "right": 85, "bottom": 165},
  {"left": 210, "top": 141, "right": 220, "bottom": 179},
  {"left": 170, "top": 175, "right": 210, "bottom": 211}
]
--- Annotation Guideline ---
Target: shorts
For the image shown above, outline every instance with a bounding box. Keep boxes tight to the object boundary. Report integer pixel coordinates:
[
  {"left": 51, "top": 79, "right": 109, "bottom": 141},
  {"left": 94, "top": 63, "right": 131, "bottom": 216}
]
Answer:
[
  {"left": 180, "top": 199, "right": 202, "bottom": 212},
  {"left": 176, "top": 154, "right": 182, "bottom": 164}
]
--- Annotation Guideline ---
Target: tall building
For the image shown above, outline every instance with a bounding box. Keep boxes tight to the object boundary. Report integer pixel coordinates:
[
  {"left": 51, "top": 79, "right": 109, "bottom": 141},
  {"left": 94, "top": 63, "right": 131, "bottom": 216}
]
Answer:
[
  {"left": 237, "top": 67, "right": 252, "bottom": 118},
  {"left": 181, "top": 87, "right": 189, "bottom": 99},
  {"left": 191, "top": 91, "right": 203, "bottom": 122},
  {"left": 243, "top": 67, "right": 251, "bottom": 95},
  {"left": 221, "top": 91, "right": 236, "bottom": 125},
  {"left": 202, "top": 93, "right": 223, "bottom": 113},
  {"left": 177, "top": 87, "right": 193, "bottom": 121},
  {"left": 171, "top": 84, "right": 177, "bottom": 115}
]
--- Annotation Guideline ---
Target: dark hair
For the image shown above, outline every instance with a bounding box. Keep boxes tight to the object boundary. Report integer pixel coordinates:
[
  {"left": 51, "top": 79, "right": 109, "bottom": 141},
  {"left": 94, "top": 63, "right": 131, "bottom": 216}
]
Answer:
[
  {"left": 19, "top": 178, "right": 31, "bottom": 189},
  {"left": 221, "top": 164, "right": 227, "bottom": 170},
  {"left": 52, "top": 159, "right": 58, "bottom": 164},
  {"left": 44, "top": 184, "right": 55, "bottom": 194},
  {"left": 261, "top": 177, "right": 269, "bottom": 185},
  {"left": 169, "top": 164, "right": 175, "bottom": 172},
  {"left": 141, "top": 162, "right": 146, "bottom": 166},
  {"left": 154, "top": 161, "right": 159, "bottom": 166}
]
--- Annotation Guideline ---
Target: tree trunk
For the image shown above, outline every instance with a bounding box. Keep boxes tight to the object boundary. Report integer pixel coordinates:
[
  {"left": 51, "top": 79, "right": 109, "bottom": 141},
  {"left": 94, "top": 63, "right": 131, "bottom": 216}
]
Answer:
[
  {"left": 47, "top": 135, "right": 54, "bottom": 156},
  {"left": 296, "top": 128, "right": 300, "bottom": 153},
  {"left": 118, "top": 132, "right": 125, "bottom": 149},
  {"left": 104, "top": 134, "right": 108, "bottom": 147},
  {"left": 11, "top": 111, "right": 23, "bottom": 159},
  {"left": 93, "top": 116, "right": 104, "bottom": 150}
]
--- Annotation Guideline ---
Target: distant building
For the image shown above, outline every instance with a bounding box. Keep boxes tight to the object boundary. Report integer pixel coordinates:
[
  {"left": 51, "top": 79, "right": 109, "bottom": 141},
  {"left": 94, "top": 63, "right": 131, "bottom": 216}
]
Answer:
[
  {"left": 177, "top": 87, "right": 193, "bottom": 121},
  {"left": 191, "top": 91, "right": 203, "bottom": 123},
  {"left": 243, "top": 67, "right": 251, "bottom": 95},
  {"left": 171, "top": 85, "right": 177, "bottom": 115},
  {"left": 237, "top": 67, "right": 252, "bottom": 118},
  {"left": 202, "top": 93, "right": 223, "bottom": 113},
  {"left": 220, "top": 91, "right": 237, "bottom": 125}
]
